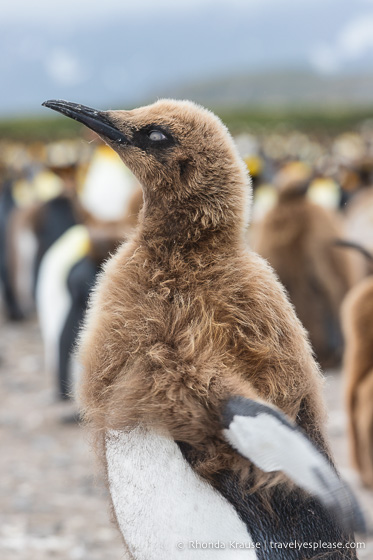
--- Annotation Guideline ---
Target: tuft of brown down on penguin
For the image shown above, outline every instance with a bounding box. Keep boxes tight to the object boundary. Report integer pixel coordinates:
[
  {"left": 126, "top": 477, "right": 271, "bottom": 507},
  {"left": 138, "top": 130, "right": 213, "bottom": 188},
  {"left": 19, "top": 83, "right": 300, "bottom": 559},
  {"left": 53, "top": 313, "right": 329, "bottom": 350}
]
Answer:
[{"left": 341, "top": 244, "right": 373, "bottom": 490}]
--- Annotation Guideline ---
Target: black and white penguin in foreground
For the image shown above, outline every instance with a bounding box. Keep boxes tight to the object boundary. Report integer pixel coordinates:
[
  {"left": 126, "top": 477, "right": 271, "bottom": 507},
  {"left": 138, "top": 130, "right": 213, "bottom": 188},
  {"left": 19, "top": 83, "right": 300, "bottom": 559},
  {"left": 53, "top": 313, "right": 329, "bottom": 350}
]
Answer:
[{"left": 43, "top": 99, "right": 364, "bottom": 559}]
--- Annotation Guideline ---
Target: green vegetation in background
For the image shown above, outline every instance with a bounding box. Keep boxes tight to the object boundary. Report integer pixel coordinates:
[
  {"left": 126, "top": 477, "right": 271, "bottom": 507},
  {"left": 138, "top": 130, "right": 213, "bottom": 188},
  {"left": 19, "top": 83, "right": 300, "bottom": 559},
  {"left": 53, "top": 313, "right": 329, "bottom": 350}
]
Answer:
[
  {"left": 0, "top": 107, "right": 372, "bottom": 141},
  {"left": 218, "top": 107, "right": 373, "bottom": 135},
  {"left": 0, "top": 116, "right": 82, "bottom": 142}
]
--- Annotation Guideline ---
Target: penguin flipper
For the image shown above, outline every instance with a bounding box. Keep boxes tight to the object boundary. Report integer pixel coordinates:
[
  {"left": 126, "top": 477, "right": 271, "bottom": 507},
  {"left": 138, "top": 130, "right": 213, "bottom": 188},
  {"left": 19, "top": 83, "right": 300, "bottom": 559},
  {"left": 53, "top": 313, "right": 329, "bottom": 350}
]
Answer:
[{"left": 222, "top": 396, "right": 365, "bottom": 535}]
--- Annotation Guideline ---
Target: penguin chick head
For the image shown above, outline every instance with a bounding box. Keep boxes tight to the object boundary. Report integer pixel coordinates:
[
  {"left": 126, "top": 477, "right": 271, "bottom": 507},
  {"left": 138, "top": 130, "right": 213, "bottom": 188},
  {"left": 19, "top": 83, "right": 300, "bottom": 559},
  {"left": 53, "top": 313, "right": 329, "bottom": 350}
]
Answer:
[{"left": 42, "top": 99, "right": 251, "bottom": 238}]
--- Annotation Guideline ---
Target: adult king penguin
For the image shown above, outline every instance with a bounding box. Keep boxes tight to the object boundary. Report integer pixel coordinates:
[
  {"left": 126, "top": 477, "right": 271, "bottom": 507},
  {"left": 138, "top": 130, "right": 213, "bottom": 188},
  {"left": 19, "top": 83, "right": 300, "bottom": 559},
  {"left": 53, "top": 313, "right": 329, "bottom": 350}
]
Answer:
[{"left": 43, "top": 99, "right": 364, "bottom": 559}]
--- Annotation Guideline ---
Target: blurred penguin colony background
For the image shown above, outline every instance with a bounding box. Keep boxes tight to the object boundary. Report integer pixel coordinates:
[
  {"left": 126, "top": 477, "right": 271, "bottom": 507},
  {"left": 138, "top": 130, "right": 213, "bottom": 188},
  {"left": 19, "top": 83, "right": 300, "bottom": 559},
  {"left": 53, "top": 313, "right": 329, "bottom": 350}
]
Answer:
[
  {"left": 2, "top": 113, "right": 373, "bottom": 490},
  {"left": 2, "top": 0, "right": 373, "bottom": 556}
]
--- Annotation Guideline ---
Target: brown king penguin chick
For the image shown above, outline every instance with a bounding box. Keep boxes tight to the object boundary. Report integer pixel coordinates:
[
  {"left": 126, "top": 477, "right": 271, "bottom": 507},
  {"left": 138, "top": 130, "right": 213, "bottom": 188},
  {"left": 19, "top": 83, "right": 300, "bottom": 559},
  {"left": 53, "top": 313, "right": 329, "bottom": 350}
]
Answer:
[
  {"left": 341, "top": 246, "right": 373, "bottom": 489},
  {"left": 344, "top": 186, "right": 373, "bottom": 277},
  {"left": 43, "top": 99, "right": 363, "bottom": 560},
  {"left": 254, "top": 170, "right": 355, "bottom": 369}
]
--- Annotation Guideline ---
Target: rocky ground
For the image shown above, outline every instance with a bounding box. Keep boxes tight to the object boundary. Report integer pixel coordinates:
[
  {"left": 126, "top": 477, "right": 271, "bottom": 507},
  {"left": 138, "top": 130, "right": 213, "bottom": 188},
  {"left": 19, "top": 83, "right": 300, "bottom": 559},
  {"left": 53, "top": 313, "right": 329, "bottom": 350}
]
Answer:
[{"left": 0, "top": 315, "right": 372, "bottom": 559}]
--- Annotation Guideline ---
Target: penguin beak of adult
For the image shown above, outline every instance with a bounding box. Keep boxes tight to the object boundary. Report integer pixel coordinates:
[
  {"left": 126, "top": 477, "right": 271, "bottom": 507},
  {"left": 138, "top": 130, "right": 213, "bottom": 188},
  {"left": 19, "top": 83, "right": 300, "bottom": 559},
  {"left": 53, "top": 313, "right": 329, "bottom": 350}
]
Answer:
[{"left": 42, "top": 100, "right": 131, "bottom": 145}]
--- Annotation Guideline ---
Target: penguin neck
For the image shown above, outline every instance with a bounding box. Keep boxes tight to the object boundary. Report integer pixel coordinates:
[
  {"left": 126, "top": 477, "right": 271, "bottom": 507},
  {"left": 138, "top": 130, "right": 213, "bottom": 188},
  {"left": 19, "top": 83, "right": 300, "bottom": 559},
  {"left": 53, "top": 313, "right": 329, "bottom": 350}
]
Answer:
[{"left": 138, "top": 192, "right": 245, "bottom": 258}]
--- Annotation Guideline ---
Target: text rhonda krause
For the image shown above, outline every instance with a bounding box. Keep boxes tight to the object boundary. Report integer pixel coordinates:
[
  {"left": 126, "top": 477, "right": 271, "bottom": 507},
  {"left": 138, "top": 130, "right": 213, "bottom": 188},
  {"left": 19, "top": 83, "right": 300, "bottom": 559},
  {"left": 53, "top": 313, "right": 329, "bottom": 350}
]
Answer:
[{"left": 188, "top": 542, "right": 259, "bottom": 550}]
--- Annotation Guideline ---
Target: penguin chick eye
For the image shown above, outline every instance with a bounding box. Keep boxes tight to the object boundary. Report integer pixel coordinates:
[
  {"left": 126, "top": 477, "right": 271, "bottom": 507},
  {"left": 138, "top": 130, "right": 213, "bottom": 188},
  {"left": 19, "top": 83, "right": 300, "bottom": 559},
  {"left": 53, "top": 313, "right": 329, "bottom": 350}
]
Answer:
[{"left": 148, "top": 130, "right": 167, "bottom": 141}]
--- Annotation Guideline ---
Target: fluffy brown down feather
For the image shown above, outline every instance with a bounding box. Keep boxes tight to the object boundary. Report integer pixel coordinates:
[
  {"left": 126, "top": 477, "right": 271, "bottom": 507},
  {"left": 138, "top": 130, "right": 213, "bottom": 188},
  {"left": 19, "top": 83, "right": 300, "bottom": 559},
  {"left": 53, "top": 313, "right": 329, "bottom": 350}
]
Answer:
[
  {"left": 342, "top": 275, "right": 373, "bottom": 489},
  {"left": 254, "top": 190, "right": 355, "bottom": 368},
  {"left": 77, "top": 99, "right": 328, "bottom": 484}
]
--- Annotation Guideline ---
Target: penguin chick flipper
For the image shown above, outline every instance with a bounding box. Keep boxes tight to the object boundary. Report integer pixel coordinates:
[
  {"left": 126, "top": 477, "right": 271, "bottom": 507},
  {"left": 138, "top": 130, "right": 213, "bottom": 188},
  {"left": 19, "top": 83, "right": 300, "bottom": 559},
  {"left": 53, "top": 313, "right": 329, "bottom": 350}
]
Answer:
[{"left": 222, "top": 396, "right": 366, "bottom": 535}]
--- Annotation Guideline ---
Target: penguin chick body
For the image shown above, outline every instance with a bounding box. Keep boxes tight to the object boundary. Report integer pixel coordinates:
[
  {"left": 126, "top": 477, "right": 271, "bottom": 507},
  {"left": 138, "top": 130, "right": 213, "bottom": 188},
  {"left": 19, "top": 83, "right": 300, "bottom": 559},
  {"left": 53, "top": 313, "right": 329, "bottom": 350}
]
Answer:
[
  {"left": 255, "top": 188, "right": 355, "bottom": 368},
  {"left": 341, "top": 250, "right": 373, "bottom": 489},
  {"left": 43, "top": 99, "right": 362, "bottom": 559}
]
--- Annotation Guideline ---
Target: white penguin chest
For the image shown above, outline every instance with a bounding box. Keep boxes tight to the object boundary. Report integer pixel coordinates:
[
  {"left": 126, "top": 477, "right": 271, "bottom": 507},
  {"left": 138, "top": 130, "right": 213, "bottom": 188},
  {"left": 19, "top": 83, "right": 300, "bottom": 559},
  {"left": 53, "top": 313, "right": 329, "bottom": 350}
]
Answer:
[{"left": 106, "top": 427, "right": 258, "bottom": 560}]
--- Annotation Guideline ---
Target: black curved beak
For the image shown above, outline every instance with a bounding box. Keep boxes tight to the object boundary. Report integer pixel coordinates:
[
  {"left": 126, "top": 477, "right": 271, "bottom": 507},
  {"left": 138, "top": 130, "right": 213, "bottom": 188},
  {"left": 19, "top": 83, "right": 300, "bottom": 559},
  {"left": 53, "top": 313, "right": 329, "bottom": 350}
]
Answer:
[{"left": 42, "top": 100, "right": 130, "bottom": 145}]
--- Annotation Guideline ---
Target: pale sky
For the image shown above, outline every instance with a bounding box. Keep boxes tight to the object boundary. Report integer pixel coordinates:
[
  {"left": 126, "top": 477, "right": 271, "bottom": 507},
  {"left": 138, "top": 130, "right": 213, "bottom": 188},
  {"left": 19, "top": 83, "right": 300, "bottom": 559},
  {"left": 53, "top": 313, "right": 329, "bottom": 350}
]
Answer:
[
  {"left": 1, "top": 0, "right": 362, "bottom": 25},
  {"left": 310, "top": 14, "right": 373, "bottom": 73},
  {"left": 1, "top": 0, "right": 373, "bottom": 114},
  {"left": 4, "top": 0, "right": 370, "bottom": 75}
]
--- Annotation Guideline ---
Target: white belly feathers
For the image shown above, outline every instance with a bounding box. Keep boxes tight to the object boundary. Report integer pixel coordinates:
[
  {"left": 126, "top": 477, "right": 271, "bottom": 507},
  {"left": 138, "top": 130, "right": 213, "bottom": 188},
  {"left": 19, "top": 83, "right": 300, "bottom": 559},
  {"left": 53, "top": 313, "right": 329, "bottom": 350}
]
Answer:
[{"left": 106, "top": 427, "right": 258, "bottom": 560}]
